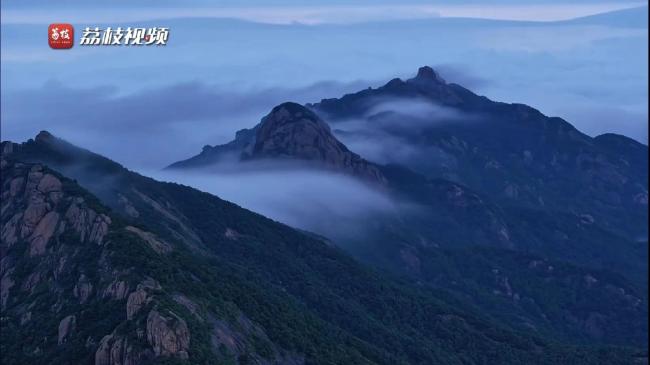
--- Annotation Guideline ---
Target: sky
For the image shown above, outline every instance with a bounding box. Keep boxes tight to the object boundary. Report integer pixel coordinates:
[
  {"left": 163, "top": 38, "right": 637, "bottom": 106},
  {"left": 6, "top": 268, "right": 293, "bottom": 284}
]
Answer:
[
  {"left": 1, "top": 1, "right": 648, "bottom": 170},
  {"left": 2, "top": 2, "right": 646, "bottom": 24}
]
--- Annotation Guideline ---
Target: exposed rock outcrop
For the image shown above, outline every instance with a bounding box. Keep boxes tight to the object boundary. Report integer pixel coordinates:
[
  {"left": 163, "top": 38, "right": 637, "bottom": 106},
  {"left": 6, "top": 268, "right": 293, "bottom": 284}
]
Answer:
[
  {"left": 58, "top": 315, "right": 76, "bottom": 344},
  {"left": 73, "top": 274, "right": 94, "bottom": 304},
  {"left": 1, "top": 272, "right": 15, "bottom": 309},
  {"left": 103, "top": 280, "right": 130, "bottom": 300},
  {"left": 65, "top": 198, "right": 111, "bottom": 245},
  {"left": 168, "top": 102, "right": 387, "bottom": 185},
  {"left": 250, "top": 103, "right": 387, "bottom": 184},
  {"left": 146, "top": 309, "right": 190, "bottom": 359},
  {"left": 125, "top": 226, "right": 172, "bottom": 254},
  {"left": 1, "top": 162, "right": 111, "bottom": 266},
  {"left": 29, "top": 211, "right": 59, "bottom": 256},
  {"left": 126, "top": 288, "right": 151, "bottom": 320},
  {"left": 95, "top": 334, "right": 148, "bottom": 365},
  {"left": 126, "top": 279, "right": 160, "bottom": 320}
]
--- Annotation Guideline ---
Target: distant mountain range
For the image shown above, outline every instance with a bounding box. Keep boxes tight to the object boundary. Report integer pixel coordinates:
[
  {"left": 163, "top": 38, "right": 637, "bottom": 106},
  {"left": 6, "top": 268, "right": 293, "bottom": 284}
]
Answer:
[{"left": 1, "top": 65, "right": 647, "bottom": 364}]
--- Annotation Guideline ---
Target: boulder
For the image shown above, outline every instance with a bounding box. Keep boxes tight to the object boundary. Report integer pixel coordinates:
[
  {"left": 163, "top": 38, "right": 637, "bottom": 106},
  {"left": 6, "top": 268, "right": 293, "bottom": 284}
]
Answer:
[
  {"left": 73, "top": 274, "right": 94, "bottom": 304},
  {"left": 58, "top": 315, "right": 76, "bottom": 344}
]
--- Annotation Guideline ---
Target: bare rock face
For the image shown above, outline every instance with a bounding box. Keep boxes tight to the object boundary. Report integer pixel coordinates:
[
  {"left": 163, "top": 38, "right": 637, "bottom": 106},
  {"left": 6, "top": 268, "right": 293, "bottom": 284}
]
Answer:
[
  {"left": 126, "top": 279, "right": 160, "bottom": 320},
  {"left": 38, "top": 174, "right": 63, "bottom": 194},
  {"left": 58, "top": 315, "right": 76, "bottom": 344},
  {"left": 126, "top": 288, "right": 151, "bottom": 320},
  {"left": 29, "top": 211, "right": 60, "bottom": 256},
  {"left": 95, "top": 335, "right": 117, "bottom": 365},
  {"left": 95, "top": 334, "right": 147, "bottom": 365},
  {"left": 1, "top": 159, "right": 195, "bottom": 364},
  {"left": 1, "top": 272, "right": 15, "bottom": 309},
  {"left": 1, "top": 213, "right": 21, "bottom": 247},
  {"left": 19, "top": 168, "right": 52, "bottom": 240},
  {"left": 249, "top": 102, "right": 386, "bottom": 184},
  {"left": 146, "top": 309, "right": 190, "bottom": 359},
  {"left": 125, "top": 226, "right": 172, "bottom": 254},
  {"left": 73, "top": 274, "right": 94, "bottom": 304},
  {"left": 65, "top": 198, "right": 112, "bottom": 245},
  {"left": 2, "top": 163, "right": 111, "bottom": 261},
  {"left": 103, "top": 280, "right": 130, "bottom": 300}
]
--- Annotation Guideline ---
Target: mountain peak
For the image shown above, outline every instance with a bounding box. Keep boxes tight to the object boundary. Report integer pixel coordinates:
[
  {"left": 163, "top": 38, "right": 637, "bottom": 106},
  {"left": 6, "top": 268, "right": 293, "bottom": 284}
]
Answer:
[
  {"left": 35, "top": 130, "right": 55, "bottom": 143},
  {"left": 264, "top": 102, "right": 323, "bottom": 127},
  {"left": 167, "top": 101, "right": 386, "bottom": 184},
  {"left": 272, "top": 101, "right": 310, "bottom": 113},
  {"left": 250, "top": 102, "right": 386, "bottom": 183},
  {"left": 385, "top": 78, "right": 405, "bottom": 88},
  {"left": 413, "top": 66, "right": 446, "bottom": 84},
  {"left": 253, "top": 102, "right": 337, "bottom": 159}
]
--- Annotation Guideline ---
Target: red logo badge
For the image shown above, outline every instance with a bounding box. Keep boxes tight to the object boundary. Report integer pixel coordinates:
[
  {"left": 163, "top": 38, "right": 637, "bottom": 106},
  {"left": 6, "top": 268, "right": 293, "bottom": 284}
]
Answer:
[{"left": 49, "top": 24, "right": 74, "bottom": 49}]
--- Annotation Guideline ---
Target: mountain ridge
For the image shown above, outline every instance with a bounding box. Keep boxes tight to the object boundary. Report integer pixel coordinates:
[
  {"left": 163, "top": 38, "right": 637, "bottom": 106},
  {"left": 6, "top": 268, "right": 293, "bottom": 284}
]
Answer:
[
  {"left": 168, "top": 101, "right": 387, "bottom": 184},
  {"left": 310, "top": 66, "right": 648, "bottom": 242},
  {"left": 3, "top": 64, "right": 648, "bottom": 359},
  {"left": 162, "top": 65, "right": 648, "bottom": 347},
  {"left": 5, "top": 133, "right": 645, "bottom": 364}
]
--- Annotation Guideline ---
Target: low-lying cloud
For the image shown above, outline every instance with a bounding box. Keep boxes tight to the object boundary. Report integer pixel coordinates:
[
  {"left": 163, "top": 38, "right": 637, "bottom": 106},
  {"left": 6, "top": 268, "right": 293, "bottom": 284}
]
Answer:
[
  {"left": 148, "top": 161, "right": 401, "bottom": 242},
  {"left": 322, "top": 97, "right": 469, "bottom": 172}
]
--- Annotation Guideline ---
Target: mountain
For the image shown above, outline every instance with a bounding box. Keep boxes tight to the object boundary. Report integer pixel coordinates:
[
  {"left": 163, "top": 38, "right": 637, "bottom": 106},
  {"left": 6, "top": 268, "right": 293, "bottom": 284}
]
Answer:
[
  {"left": 6, "top": 132, "right": 648, "bottom": 364},
  {"left": 314, "top": 64, "right": 648, "bottom": 286},
  {"left": 168, "top": 102, "right": 386, "bottom": 184},
  {"left": 166, "top": 67, "right": 648, "bottom": 347},
  {"left": 310, "top": 66, "right": 648, "bottom": 242}
]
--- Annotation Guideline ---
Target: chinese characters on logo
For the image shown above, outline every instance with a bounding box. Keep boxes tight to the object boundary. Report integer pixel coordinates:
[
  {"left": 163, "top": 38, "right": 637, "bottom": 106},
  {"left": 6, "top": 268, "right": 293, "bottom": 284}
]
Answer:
[
  {"left": 79, "top": 27, "right": 169, "bottom": 46},
  {"left": 48, "top": 23, "right": 74, "bottom": 49}
]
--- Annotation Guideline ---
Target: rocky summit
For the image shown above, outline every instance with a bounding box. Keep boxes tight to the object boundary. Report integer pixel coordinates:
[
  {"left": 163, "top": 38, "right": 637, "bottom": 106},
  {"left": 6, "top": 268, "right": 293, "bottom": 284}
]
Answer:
[
  {"left": 168, "top": 102, "right": 387, "bottom": 184},
  {"left": 250, "top": 102, "right": 386, "bottom": 182}
]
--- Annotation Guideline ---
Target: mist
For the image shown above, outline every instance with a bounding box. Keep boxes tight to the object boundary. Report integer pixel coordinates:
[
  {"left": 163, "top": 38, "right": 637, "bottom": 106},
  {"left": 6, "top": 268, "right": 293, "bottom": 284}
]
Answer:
[
  {"left": 323, "top": 97, "right": 466, "bottom": 171},
  {"left": 146, "top": 160, "right": 402, "bottom": 242}
]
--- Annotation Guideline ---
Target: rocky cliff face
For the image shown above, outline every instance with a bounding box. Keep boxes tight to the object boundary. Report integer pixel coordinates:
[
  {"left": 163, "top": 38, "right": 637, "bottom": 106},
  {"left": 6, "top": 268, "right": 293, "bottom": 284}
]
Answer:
[
  {"left": 0, "top": 158, "right": 194, "bottom": 364},
  {"left": 0, "top": 162, "right": 111, "bottom": 264},
  {"left": 248, "top": 102, "right": 386, "bottom": 183},
  {"left": 1, "top": 154, "right": 312, "bottom": 365}
]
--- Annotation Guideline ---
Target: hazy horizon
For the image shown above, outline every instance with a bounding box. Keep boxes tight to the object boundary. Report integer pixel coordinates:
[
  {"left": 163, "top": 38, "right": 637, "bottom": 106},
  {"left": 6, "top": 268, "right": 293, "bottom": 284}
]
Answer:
[{"left": 1, "top": 2, "right": 647, "bottom": 170}]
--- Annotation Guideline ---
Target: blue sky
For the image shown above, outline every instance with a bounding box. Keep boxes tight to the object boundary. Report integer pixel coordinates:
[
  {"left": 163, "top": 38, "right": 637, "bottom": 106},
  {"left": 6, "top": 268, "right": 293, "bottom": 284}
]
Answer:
[{"left": 1, "top": 1, "right": 647, "bottom": 169}]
